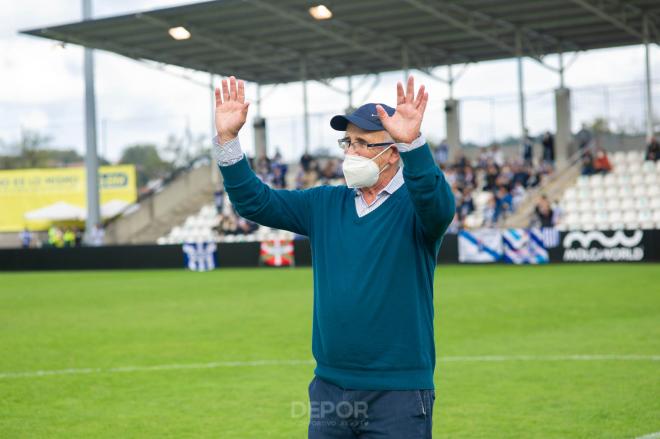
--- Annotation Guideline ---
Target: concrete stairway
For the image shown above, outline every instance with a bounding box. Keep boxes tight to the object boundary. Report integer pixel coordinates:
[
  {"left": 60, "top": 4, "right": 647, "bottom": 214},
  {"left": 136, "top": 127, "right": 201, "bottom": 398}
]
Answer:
[
  {"left": 503, "top": 152, "right": 583, "bottom": 228},
  {"left": 104, "top": 162, "right": 218, "bottom": 245}
]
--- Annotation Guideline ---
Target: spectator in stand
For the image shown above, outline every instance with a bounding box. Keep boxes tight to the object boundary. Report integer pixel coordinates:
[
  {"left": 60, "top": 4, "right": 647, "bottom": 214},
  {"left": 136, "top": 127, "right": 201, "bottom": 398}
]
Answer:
[
  {"left": 271, "top": 150, "right": 288, "bottom": 188},
  {"left": 463, "top": 165, "right": 476, "bottom": 188},
  {"left": 214, "top": 189, "right": 225, "bottom": 214},
  {"left": 483, "top": 163, "right": 499, "bottom": 191},
  {"left": 319, "top": 159, "right": 341, "bottom": 185},
  {"left": 581, "top": 151, "right": 595, "bottom": 175},
  {"left": 88, "top": 223, "right": 105, "bottom": 247},
  {"left": 511, "top": 163, "right": 530, "bottom": 187},
  {"left": 296, "top": 153, "right": 320, "bottom": 189},
  {"left": 271, "top": 165, "right": 286, "bottom": 188},
  {"left": 542, "top": 131, "right": 555, "bottom": 165},
  {"left": 534, "top": 196, "right": 555, "bottom": 227},
  {"left": 255, "top": 155, "right": 274, "bottom": 185},
  {"left": 646, "top": 136, "right": 659, "bottom": 162},
  {"left": 47, "top": 226, "right": 63, "bottom": 248},
  {"left": 19, "top": 227, "right": 32, "bottom": 248},
  {"left": 457, "top": 187, "right": 475, "bottom": 222},
  {"left": 494, "top": 186, "right": 513, "bottom": 222},
  {"left": 74, "top": 227, "right": 83, "bottom": 247},
  {"left": 593, "top": 148, "right": 612, "bottom": 174},
  {"left": 510, "top": 181, "right": 526, "bottom": 211},
  {"left": 63, "top": 228, "right": 76, "bottom": 247},
  {"left": 433, "top": 140, "right": 449, "bottom": 167},
  {"left": 490, "top": 144, "right": 505, "bottom": 167},
  {"left": 483, "top": 195, "right": 497, "bottom": 227},
  {"left": 576, "top": 123, "right": 592, "bottom": 151},
  {"left": 521, "top": 129, "right": 534, "bottom": 166}
]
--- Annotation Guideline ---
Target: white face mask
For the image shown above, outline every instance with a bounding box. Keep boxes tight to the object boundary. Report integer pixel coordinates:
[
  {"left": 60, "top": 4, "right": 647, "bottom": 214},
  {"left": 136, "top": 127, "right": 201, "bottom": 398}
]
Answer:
[{"left": 342, "top": 145, "right": 392, "bottom": 188}]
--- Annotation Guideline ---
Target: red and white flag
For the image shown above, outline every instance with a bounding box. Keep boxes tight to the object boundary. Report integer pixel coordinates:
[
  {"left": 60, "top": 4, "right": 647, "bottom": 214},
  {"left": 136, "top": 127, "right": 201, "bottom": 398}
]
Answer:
[{"left": 260, "top": 239, "right": 295, "bottom": 267}]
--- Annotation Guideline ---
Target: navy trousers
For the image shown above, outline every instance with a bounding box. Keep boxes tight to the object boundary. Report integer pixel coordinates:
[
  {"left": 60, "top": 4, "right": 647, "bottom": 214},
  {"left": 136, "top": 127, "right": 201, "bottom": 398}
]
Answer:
[{"left": 307, "top": 376, "right": 435, "bottom": 439}]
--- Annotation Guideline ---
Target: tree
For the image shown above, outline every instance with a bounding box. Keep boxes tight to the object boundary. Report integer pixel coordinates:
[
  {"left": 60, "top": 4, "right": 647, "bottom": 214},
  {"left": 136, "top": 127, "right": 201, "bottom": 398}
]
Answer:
[{"left": 119, "top": 143, "right": 173, "bottom": 187}]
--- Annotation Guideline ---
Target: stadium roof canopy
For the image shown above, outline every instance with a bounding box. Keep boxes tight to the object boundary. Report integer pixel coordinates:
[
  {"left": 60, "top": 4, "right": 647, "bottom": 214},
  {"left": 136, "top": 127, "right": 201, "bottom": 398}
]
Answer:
[{"left": 20, "top": 0, "right": 660, "bottom": 86}]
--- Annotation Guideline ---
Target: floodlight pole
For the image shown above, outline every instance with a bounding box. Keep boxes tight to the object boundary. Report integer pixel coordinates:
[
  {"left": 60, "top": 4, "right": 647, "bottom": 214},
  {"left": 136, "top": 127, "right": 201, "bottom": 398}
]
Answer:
[
  {"left": 210, "top": 73, "right": 219, "bottom": 185},
  {"left": 555, "top": 48, "right": 572, "bottom": 167},
  {"left": 301, "top": 58, "right": 310, "bottom": 153},
  {"left": 558, "top": 50, "right": 565, "bottom": 89},
  {"left": 347, "top": 75, "right": 353, "bottom": 110},
  {"left": 82, "top": 0, "right": 101, "bottom": 244},
  {"left": 515, "top": 31, "right": 527, "bottom": 143},
  {"left": 643, "top": 16, "right": 655, "bottom": 140},
  {"left": 402, "top": 44, "right": 409, "bottom": 81}
]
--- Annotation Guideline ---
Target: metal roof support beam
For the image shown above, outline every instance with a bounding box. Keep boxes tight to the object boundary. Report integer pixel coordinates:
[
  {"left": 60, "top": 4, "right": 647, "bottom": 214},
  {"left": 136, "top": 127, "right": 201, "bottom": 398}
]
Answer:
[
  {"left": 135, "top": 14, "right": 299, "bottom": 81},
  {"left": 644, "top": 16, "right": 655, "bottom": 139},
  {"left": 301, "top": 58, "right": 310, "bottom": 154},
  {"left": 403, "top": 0, "right": 577, "bottom": 71},
  {"left": 570, "top": 0, "right": 644, "bottom": 40},
  {"left": 246, "top": 0, "right": 464, "bottom": 71},
  {"left": 247, "top": 0, "right": 400, "bottom": 67}
]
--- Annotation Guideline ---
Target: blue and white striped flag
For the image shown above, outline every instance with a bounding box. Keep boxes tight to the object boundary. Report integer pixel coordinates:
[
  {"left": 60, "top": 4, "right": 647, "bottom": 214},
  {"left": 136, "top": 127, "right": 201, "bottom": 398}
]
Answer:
[
  {"left": 502, "top": 229, "right": 548, "bottom": 264},
  {"left": 458, "top": 229, "right": 503, "bottom": 263},
  {"left": 182, "top": 242, "right": 217, "bottom": 271}
]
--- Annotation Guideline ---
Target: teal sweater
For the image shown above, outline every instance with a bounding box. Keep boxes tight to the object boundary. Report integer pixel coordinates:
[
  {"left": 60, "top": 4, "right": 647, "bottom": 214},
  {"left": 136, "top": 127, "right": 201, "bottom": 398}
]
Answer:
[{"left": 219, "top": 144, "right": 455, "bottom": 390}]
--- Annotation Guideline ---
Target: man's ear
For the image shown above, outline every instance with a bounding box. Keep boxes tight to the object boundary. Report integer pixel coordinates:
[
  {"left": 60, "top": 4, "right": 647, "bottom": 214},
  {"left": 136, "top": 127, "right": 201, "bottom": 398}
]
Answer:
[{"left": 389, "top": 146, "right": 400, "bottom": 165}]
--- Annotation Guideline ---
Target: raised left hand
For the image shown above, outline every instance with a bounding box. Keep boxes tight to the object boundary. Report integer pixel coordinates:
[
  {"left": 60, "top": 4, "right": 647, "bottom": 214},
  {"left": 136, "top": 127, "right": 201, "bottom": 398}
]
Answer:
[{"left": 376, "top": 75, "right": 428, "bottom": 144}]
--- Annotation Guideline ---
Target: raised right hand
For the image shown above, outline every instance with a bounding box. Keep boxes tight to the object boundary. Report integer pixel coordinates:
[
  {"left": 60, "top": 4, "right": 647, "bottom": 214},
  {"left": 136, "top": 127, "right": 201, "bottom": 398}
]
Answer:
[{"left": 215, "top": 76, "right": 249, "bottom": 144}]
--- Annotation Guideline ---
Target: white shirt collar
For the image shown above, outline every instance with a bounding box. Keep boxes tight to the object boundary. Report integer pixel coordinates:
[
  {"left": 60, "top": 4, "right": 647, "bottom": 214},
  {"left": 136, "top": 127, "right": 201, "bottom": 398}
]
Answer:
[{"left": 354, "top": 166, "right": 404, "bottom": 197}]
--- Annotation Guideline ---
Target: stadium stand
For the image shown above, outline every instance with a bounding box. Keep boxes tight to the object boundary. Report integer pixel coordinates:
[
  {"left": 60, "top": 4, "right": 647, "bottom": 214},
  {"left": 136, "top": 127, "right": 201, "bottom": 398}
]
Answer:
[{"left": 557, "top": 151, "right": 660, "bottom": 230}]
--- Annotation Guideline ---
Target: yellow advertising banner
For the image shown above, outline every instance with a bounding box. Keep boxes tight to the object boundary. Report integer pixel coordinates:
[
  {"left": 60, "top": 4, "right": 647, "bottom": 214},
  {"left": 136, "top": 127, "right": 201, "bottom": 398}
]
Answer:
[{"left": 0, "top": 165, "right": 137, "bottom": 232}]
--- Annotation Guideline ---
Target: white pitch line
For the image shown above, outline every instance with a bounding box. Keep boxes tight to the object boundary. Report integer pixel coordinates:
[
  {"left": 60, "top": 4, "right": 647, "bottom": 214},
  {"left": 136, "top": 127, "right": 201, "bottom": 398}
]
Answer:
[
  {"left": 636, "top": 432, "right": 660, "bottom": 439},
  {"left": 1, "top": 355, "right": 658, "bottom": 380},
  {"left": 438, "top": 354, "right": 660, "bottom": 362}
]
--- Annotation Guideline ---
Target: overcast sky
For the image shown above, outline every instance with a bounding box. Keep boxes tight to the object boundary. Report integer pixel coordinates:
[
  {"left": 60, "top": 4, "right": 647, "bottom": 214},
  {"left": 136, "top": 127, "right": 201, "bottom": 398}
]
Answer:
[{"left": 1, "top": 0, "right": 659, "bottom": 162}]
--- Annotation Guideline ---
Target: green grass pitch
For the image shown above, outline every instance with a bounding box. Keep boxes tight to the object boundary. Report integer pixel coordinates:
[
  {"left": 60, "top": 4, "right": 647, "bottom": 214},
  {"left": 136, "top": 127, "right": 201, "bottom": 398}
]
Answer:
[{"left": 1, "top": 264, "right": 659, "bottom": 438}]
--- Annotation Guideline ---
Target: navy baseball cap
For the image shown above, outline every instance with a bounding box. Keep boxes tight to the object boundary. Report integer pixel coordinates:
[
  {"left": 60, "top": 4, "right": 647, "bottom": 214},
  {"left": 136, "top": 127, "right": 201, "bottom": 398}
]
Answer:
[{"left": 330, "top": 103, "right": 396, "bottom": 131}]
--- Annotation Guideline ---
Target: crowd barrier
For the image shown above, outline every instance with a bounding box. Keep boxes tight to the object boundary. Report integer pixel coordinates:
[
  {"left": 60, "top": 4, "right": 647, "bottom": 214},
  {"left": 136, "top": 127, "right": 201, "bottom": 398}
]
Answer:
[{"left": 0, "top": 230, "right": 657, "bottom": 271}]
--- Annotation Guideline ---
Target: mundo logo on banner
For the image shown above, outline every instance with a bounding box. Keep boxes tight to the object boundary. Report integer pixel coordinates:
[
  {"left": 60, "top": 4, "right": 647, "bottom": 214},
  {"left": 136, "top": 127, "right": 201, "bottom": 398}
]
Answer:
[{"left": 561, "top": 230, "right": 644, "bottom": 262}]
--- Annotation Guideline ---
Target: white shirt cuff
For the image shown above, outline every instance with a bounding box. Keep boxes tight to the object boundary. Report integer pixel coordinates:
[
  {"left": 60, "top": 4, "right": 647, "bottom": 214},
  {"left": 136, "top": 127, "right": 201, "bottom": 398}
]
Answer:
[
  {"left": 395, "top": 135, "right": 426, "bottom": 153},
  {"left": 212, "top": 135, "right": 244, "bottom": 167}
]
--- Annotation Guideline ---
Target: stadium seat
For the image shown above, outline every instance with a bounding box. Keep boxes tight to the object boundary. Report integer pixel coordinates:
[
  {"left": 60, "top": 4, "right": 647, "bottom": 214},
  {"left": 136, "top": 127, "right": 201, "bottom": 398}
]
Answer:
[
  {"left": 631, "top": 174, "right": 644, "bottom": 185},
  {"left": 651, "top": 197, "right": 660, "bottom": 209},
  {"left": 605, "top": 198, "right": 620, "bottom": 211},
  {"left": 633, "top": 186, "right": 647, "bottom": 197},
  {"left": 642, "top": 161, "right": 656, "bottom": 173},
  {"left": 618, "top": 185, "right": 634, "bottom": 198},
  {"left": 603, "top": 174, "right": 617, "bottom": 187},
  {"left": 626, "top": 150, "right": 643, "bottom": 162},
  {"left": 620, "top": 198, "right": 635, "bottom": 211},
  {"left": 612, "top": 151, "right": 626, "bottom": 163},
  {"left": 638, "top": 209, "right": 654, "bottom": 229},
  {"left": 616, "top": 174, "right": 632, "bottom": 185},
  {"left": 578, "top": 200, "right": 592, "bottom": 212},
  {"left": 648, "top": 185, "right": 659, "bottom": 196},
  {"left": 622, "top": 210, "right": 638, "bottom": 227},
  {"left": 578, "top": 187, "right": 591, "bottom": 200},
  {"left": 635, "top": 196, "right": 650, "bottom": 210},
  {"left": 604, "top": 187, "right": 618, "bottom": 198},
  {"left": 589, "top": 174, "right": 603, "bottom": 188},
  {"left": 565, "top": 212, "right": 581, "bottom": 230},
  {"left": 644, "top": 173, "right": 657, "bottom": 185},
  {"left": 594, "top": 209, "right": 608, "bottom": 223},
  {"left": 563, "top": 187, "right": 578, "bottom": 201},
  {"left": 576, "top": 175, "right": 590, "bottom": 187}
]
